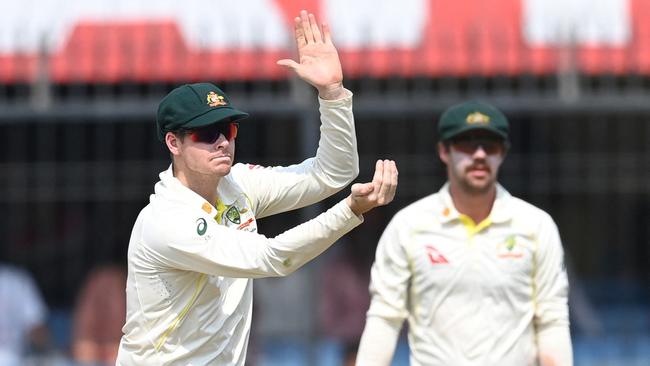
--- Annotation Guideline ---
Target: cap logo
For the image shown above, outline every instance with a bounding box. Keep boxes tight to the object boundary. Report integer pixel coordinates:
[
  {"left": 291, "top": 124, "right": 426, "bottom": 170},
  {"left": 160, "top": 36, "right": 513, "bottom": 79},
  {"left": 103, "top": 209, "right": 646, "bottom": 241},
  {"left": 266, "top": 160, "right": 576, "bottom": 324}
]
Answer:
[
  {"left": 466, "top": 112, "right": 490, "bottom": 124},
  {"left": 206, "top": 91, "right": 227, "bottom": 107}
]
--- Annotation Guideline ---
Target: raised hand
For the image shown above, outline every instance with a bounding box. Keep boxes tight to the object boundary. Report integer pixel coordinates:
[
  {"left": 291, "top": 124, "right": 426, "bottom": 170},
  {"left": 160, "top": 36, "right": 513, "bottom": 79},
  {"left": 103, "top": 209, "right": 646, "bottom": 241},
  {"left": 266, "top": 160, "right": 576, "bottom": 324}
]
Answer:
[
  {"left": 277, "top": 10, "right": 345, "bottom": 100},
  {"left": 347, "top": 160, "right": 398, "bottom": 216}
]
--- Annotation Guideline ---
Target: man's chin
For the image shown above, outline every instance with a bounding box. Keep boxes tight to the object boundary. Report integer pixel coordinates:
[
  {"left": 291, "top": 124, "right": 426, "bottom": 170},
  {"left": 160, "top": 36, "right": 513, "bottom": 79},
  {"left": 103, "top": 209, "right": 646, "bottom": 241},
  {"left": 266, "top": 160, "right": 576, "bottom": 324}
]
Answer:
[
  {"left": 210, "top": 164, "right": 232, "bottom": 177},
  {"left": 462, "top": 179, "right": 494, "bottom": 195}
]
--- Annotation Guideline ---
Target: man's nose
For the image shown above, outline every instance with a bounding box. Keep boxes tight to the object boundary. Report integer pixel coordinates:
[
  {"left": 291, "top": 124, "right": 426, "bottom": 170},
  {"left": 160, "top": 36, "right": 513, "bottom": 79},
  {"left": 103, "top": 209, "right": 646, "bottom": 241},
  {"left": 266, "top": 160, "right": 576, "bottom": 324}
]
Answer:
[
  {"left": 472, "top": 144, "right": 488, "bottom": 157},
  {"left": 214, "top": 133, "right": 230, "bottom": 148}
]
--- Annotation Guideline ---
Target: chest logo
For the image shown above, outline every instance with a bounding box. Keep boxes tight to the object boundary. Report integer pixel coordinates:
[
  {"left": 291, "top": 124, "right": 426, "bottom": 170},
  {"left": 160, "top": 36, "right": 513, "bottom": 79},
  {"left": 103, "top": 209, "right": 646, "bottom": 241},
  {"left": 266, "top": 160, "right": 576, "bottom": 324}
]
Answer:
[
  {"left": 425, "top": 245, "right": 449, "bottom": 265},
  {"left": 497, "top": 235, "right": 524, "bottom": 258},
  {"left": 225, "top": 206, "right": 241, "bottom": 224},
  {"left": 196, "top": 218, "right": 207, "bottom": 235}
]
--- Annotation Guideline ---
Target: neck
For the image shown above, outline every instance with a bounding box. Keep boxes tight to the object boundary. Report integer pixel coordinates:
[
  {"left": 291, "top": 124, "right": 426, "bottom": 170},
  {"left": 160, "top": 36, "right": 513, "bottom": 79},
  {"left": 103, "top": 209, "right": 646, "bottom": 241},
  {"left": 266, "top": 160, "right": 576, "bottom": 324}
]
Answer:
[
  {"left": 448, "top": 183, "right": 496, "bottom": 224},
  {"left": 173, "top": 165, "right": 221, "bottom": 203}
]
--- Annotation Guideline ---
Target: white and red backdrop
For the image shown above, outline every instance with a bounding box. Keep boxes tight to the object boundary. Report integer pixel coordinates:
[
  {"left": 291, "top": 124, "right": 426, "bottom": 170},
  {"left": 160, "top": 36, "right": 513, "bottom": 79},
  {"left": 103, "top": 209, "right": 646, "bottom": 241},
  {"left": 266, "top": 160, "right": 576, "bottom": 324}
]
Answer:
[{"left": 0, "top": 0, "right": 645, "bottom": 82}]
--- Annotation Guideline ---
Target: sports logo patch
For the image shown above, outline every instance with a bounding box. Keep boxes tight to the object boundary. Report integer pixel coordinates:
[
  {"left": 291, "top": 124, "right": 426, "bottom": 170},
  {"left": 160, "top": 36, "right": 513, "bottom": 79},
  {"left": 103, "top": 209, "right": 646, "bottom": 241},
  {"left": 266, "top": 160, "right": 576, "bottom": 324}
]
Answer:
[
  {"left": 465, "top": 111, "right": 490, "bottom": 124},
  {"left": 425, "top": 244, "right": 449, "bottom": 264},
  {"left": 225, "top": 206, "right": 241, "bottom": 224},
  {"left": 497, "top": 235, "right": 523, "bottom": 258},
  {"left": 206, "top": 91, "right": 227, "bottom": 107},
  {"left": 196, "top": 218, "right": 208, "bottom": 235}
]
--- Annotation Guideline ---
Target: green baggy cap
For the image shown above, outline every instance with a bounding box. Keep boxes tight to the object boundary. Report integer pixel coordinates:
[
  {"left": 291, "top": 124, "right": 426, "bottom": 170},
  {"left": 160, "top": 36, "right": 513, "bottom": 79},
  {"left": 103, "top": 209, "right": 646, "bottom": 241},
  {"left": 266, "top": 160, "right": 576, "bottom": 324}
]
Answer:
[
  {"left": 156, "top": 83, "right": 249, "bottom": 141},
  {"left": 438, "top": 101, "right": 509, "bottom": 141}
]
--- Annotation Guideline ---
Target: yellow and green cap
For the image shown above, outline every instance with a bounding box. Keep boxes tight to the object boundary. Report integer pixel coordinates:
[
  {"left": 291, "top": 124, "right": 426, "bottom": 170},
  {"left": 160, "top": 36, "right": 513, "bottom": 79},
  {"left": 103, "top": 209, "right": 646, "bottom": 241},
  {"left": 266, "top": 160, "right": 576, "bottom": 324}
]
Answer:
[
  {"left": 156, "top": 83, "right": 249, "bottom": 141},
  {"left": 438, "top": 101, "right": 509, "bottom": 141}
]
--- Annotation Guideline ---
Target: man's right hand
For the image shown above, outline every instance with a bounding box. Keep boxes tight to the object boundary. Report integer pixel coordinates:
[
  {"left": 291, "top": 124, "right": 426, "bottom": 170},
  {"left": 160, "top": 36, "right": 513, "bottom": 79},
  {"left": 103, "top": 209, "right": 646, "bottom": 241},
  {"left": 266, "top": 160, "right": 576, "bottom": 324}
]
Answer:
[
  {"left": 276, "top": 10, "right": 345, "bottom": 100},
  {"left": 346, "top": 160, "right": 398, "bottom": 216}
]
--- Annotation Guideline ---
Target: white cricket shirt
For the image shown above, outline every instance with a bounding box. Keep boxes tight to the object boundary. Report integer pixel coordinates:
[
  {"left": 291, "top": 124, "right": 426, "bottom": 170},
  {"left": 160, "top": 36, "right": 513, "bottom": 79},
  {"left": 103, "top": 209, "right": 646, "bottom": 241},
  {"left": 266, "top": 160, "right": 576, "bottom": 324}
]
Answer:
[
  {"left": 359, "top": 183, "right": 572, "bottom": 366},
  {"left": 117, "top": 92, "right": 361, "bottom": 366}
]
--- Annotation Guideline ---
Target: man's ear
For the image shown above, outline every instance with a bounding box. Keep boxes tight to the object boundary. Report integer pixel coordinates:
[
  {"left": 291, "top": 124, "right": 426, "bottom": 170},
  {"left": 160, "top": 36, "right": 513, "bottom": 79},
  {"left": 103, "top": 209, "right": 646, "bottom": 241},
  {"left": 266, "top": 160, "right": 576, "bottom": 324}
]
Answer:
[
  {"left": 165, "top": 132, "right": 181, "bottom": 156},
  {"left": 437, "top": 142, "right": 449, "bottom": 165}
]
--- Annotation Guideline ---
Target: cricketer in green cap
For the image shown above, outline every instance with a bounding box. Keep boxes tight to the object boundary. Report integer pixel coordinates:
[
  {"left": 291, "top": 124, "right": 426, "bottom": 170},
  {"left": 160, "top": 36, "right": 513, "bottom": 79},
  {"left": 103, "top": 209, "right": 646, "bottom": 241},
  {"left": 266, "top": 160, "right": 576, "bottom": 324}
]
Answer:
[
  {"left": 156, "top": 83, "right": 249, "bottom": 141},
  {"left": 119, "top": 10, "right": 400, "bottom": 366},
  {"left": 357, "top": 103, "right": 572, "bottom": 365},
  {"left": 437, "top": 100, "right": 509, "bottom": 142},
  {"left": 436, "top": 100, "right": 510, "bottom": 195}
]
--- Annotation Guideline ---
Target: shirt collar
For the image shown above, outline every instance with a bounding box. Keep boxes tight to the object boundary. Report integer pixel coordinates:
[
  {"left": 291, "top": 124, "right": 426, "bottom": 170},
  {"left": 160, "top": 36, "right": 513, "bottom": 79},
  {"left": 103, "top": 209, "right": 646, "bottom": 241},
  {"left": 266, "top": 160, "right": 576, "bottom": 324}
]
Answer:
[{"left": 155, "top": 164, "right": 218, "bottom": 216}]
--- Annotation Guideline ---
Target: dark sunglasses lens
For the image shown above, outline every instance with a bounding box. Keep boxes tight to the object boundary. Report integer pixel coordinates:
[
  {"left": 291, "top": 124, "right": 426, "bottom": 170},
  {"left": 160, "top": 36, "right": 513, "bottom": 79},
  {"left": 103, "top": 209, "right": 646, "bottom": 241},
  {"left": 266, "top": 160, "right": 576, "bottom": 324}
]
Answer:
[
  {"left": 190, "top": 122, "right": 239, "bottom": 143},
  {"left": 481, "top": 141, "right": 502, "bottom": 154},
  {"left": 452, "top": 141, "right": 477, "bottom": 154},
  {"left": 452, "top": 139, "right": 503, "bottom": 155}
]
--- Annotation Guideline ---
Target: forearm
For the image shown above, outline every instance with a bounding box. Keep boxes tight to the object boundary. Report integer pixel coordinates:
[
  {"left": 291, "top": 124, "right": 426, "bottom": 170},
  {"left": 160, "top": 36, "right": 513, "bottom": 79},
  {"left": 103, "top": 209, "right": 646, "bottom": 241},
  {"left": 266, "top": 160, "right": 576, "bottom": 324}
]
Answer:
[
  {"left": 266, "top": 200, "right": 362, "bottom": 275},
  {"left": 356, "top": 316, "right": 402, "bottom": 366},
  {"left": 315, "top": 89, "right": 359, "bottom": 188}
]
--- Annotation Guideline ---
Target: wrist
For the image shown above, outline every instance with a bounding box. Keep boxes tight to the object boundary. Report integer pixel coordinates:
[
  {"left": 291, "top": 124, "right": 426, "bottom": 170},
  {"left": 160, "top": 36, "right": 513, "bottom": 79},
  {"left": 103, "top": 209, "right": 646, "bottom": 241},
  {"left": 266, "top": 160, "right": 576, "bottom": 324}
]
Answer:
[
  {"left": 317, "top": 83, "right": 345, "bottom": 100},
  {"left": 346, "top": 195, "right": 363, "bottom": 216}
]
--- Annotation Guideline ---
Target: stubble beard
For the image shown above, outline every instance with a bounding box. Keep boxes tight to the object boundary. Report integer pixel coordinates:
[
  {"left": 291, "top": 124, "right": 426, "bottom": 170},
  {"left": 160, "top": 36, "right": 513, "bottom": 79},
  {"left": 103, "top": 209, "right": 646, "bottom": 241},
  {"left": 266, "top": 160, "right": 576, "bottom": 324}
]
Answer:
[
  {"left": 458, "top": 175, "right": 495, "bottom": 196},
  {"left": 452, "top": 164, "right": 496, "bottom": 196}
]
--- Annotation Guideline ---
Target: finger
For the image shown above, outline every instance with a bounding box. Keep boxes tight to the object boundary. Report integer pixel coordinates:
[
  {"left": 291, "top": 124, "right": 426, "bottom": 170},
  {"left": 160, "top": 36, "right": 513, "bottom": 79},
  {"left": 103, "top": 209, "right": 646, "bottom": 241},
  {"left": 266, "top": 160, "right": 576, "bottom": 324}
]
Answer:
[
  {"left": 276, "top": 59, "right": 300, "bottom": 71},
  {"left": 372, "top": 160, "right": 384, "bottom": 184},
  {"left": 308, "top": 13, "right": 323, "bottom": 43},
  {"left": 376, "top": 159, "right": 394, "bottom": 204},
  {"left": 351, "top": 182, "right": 374, "bottom": 197},
  {"left": 300, "top": 10, "right": 314, "bottom": 43},
  {"left": 385, "top": 160, "right": 398, "bottom": 202},
  {"left": 293, "top": 16, "right": 307, "bottom": 49},
  {"left": 379, "top": 160, "right": 397, "bottom": 204},
  {"left": 391, "top": 160, "right": 398, "bottom": 190},
  {"left": 371, "top": 159, "right": 384, "bottom": 197},
  {"left": 322, "top": 22, "right": 332, "bottom": 44}
]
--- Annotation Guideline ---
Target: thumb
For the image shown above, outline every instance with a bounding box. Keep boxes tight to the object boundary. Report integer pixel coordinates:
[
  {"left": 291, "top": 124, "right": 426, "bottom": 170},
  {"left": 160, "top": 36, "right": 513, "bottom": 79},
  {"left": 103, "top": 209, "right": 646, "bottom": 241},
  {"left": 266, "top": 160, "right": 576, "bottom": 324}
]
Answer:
[
  {"left": 276, "top": 59, "right": 300, "bottom": 70},
  {"left": 351, "top": 182, "right": 374, "bottom": 197}
]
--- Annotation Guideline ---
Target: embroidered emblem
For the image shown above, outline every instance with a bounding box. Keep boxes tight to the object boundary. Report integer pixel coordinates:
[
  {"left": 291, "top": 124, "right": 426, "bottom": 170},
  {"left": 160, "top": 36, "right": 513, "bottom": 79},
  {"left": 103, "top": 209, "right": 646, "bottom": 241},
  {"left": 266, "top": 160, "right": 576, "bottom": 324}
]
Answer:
[
  {"left": 425, "top": 245, "right": 449, "bottom": 264},
  {"left": 225, "top": 206, "right": 241, "bottom": 224},
  {"left": 196, "top": 218, "right": 207, "bottom": 235},
  {"left": 497, "top": 235, "right": 523, "bottom": 258},
  {"left": 206, "top": 92, "right": 227, "bottom": 107},
  {"left": 466, "top": 111, "right": 490, "bottom": 124},
  {"left": 237, "top": 217, "right": 255, "bottom": 230}
]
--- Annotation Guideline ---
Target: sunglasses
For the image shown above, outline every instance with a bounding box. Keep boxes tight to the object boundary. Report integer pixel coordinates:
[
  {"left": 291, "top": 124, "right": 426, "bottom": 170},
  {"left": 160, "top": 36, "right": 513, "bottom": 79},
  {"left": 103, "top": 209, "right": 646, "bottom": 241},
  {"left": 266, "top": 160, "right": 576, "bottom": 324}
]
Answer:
[
  {"left": 450, "top": 136, "right": 506, "bottom": 155},
  {"left": 187, "top": 122, "right": 239, "bottom": 144}
]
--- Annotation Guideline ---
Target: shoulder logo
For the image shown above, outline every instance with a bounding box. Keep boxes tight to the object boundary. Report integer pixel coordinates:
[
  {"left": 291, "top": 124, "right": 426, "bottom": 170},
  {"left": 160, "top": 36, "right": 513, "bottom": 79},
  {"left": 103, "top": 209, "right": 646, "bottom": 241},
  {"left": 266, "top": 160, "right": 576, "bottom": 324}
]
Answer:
[
  {"left": 466, "top": 111, "right": 490, "bottom": 124},
  {"left": 196, "top": 218, "right": 208, "bottom": 235},
  {"left": 206, "top": 92, "right": 227, "bottom": 107}
]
